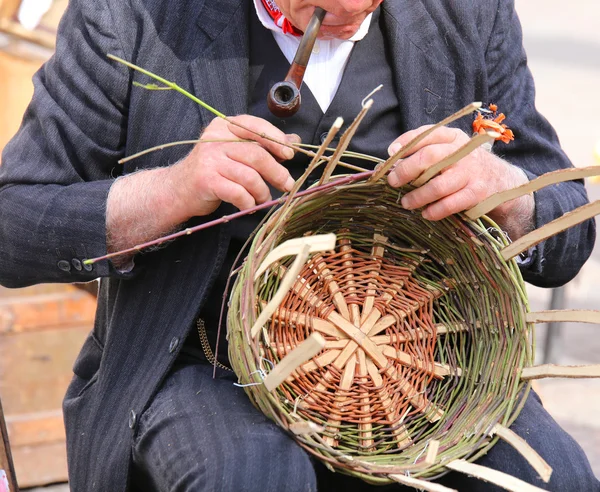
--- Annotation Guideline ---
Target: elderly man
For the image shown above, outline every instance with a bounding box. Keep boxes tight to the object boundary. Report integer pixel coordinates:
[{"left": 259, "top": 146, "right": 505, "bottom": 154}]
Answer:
[{"left": 0, "top": 0, "right": 597, "bottom": 490}]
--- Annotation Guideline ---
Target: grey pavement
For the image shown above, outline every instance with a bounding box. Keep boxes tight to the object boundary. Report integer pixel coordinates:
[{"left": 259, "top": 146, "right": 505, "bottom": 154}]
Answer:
[{"left": 22, "top": 0, "right": 600, "bottom": 490}]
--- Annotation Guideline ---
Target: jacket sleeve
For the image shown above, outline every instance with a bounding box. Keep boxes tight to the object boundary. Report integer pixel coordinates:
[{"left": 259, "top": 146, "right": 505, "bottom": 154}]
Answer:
[
  {"left": 483, "top": 0, "right": 596, "bottom": 287},
  {"left": 0, "top": 0, "right": 135, "bottom": 287}
]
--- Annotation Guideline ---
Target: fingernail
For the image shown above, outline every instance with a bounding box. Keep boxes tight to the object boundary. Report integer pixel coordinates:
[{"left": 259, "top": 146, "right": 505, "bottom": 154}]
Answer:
[
  {"left": 388, "top": 143, "right": 402, "bottom": 156},
  {"left": 388, "top": 173, "right": 400, "bottom": 188},
  {"left": 285, "top": 175, "right": 295, "bottom": 192},
  {"left": 286, "top": 133, "right": 302, "bottom": 144},
  {"left": 283, "top": 147, "right": 295, "bottom": 160},
  {"left": 422, "top": 209, "right": 431, "bottom": 220},
  {"left": 401, "top": 196, "right": 413, "bottom": 210}
]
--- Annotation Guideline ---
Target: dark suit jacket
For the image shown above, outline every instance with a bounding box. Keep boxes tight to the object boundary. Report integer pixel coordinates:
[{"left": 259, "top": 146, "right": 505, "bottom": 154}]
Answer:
[{"left": 0, "top": 0, "right": 595, "bottom": 489}]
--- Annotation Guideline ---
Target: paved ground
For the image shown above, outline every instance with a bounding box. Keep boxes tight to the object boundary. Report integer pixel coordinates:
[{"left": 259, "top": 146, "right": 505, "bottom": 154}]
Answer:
[{"left": 22, "top": 0, "right": 600, "bottom": 490}]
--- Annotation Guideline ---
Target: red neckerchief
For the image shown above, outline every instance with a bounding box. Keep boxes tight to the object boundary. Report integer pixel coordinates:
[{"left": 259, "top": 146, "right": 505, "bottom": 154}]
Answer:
[{"left": 261, "top": 0, "right": 303, "bottom": 36}]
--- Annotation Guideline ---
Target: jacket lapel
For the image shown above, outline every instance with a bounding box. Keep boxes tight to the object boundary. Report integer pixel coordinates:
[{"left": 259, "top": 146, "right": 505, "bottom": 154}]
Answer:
[
  {"left": 190, "top": 0, "right": 251, "bottom": 127},
  {"left": 381, "top": 1, "right": 456, "bottom": 128}
]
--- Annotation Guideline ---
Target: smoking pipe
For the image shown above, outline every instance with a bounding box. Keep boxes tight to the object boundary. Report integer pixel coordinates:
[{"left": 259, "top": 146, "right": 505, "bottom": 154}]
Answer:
[{"left": 267, "top": 7, "right": 326, "bottom": 118}]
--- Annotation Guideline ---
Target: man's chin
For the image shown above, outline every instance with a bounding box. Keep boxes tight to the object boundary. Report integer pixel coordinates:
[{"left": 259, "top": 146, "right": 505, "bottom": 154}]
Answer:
[{"left": 318, "top": 24, "right": 361, "bottom": 40}]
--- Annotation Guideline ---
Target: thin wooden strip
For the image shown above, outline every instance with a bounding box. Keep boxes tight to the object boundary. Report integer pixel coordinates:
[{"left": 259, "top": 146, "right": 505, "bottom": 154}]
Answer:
[
  {"left": 289, "top": 421, "right": 324, "bottom": 435},
  {"left": 365, "top": 360, "right": 412, "bottom": 448},
  {"left": 368, "top": 315, "right": 397, "bottom": 336},
  {"left": 357, "top": 349, "right": 374, "bottom": 449},
  {"left": 328, "top": 311, "right": 389, "bottom": 370},
  {"left": 466, "top": 166, "right": 600, "bottom": 220},
  {"left": 254, "top": 234, "right": 336, "bottom": 279},
  {"left": 526, "top": 310, "right": 600, "bottom": 325},
  {"left": 369, "top": 102, "right": 482, "bottom": 182},
  {"left": 521, "top": 364, "right": 600, "bottom": 380},
  {"left": 492, "top": 424, "right": 552, "bottom": 483},
  {"left": 323, "top": 354, "right": 357, "bottom": 446},
  {"left": 252, "top": 245, "right": 311, "bottom": 339},
  {"left": 412, "top": 132, "right": 498, "bottom": 187},
  {"left": 340, "top": 237, "right": 362, "bottom": 325},
  {"left": 312, "top": 253, "right": 350, "bottom": 320},
  {"left": 260, "top": 302, "right": 345, "bottom": 338},
  {"left": 501, "top": 200, "right": 600, "bottom": 261},
  {"left": 361, "top": 234, "right": 387, "bottom": 323},
  {"left": 380, "top": 345, "right": 445, "bottom": 379},
  {"left": 425, "top": 440, "right": 441, "bottom": 466},
  {"left": 263, "top": 332, "right": 327, "bottom": 391},
  {"left": 389, "top": 473, "right": 457, "bottom": 492},
  {"left": 446, "top": 460, "right": 547, "bottom": 492},
  {"left": 319, "top": 100, "right": 373, "bottom": 184}
]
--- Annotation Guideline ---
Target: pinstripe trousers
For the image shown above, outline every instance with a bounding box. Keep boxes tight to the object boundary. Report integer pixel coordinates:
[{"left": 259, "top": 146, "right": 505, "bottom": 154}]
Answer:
[{"left": 131, "top": 362, "right": 599, "bottom": 492}]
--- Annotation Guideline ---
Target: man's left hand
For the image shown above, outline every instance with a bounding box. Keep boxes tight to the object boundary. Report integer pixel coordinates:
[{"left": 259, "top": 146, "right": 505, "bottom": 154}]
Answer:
[{"left": 386, "top": 125, "right": 535, "bottom": 239}]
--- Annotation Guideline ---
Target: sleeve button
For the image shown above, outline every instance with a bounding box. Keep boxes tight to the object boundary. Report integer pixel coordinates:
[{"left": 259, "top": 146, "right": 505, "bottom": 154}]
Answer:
[
  {"left": 58, "top": 260, "right": 71, "bottom": 272},
  {"left": 129, "top": 410, "right": 137, "bottom": 429},
  {"left": 72, "top": 259, "right": 83, "bottom": 271},
  {"left": 169, "top": 337, "right": 180, "bottom": 354}
]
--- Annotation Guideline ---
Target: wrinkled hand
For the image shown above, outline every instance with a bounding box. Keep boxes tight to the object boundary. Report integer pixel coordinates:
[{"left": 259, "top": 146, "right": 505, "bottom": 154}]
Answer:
[
  {"left": 386, "top": 125, "right": 534, "bottom": 238},
  {"left": 173, "top": 115, "right": 299, "bottom": 219}
]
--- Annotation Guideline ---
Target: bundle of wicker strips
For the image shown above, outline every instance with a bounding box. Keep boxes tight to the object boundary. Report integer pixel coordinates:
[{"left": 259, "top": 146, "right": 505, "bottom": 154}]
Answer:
[{"left": 227, "top": 103, "right": 600, "bottom": 492}]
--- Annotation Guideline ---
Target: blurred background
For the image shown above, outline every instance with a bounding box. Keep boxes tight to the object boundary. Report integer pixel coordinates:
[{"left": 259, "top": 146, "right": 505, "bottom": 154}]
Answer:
[{"left": 0, "top": 0, "right": 598, "bottom": 489}]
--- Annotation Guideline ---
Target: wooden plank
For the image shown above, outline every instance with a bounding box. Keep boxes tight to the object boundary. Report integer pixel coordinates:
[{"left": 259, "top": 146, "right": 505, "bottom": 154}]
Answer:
[
  {"left": 0, "top": 325, "right": 89, "bottom": 414},
  {"left": 5, "top": 411, "right": 65, "bottom": 448},
  {"left": 0, "top": 291, "right": 96, "bottom": 334},
  {"left": 12, "top": 441, "right": 67, "bottom": 488}
]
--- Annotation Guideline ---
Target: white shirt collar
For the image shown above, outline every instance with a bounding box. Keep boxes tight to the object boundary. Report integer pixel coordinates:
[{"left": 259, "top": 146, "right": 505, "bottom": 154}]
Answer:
[{"left": 253, "top": 0, "right": 372, "bottom": 42}]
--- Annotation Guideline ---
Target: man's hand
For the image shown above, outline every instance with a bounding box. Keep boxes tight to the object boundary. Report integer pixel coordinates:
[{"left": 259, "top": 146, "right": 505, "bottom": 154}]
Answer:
[
  {"left": 106, "top": 115, "right": 298, "bottom": 260},
  {"left": 386, "top": 126, "right": 535, "bottom": 240},
  {"left": 172, "top": 115, "right": 298, "bottom": 218}
]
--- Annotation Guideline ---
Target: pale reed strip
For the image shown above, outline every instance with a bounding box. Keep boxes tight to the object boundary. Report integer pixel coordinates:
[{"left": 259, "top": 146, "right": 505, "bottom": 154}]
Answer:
[
  {"left": 501, "top": 200, "right": 600, "bottom": 261},
  {"left": 252, "top": 244, "right": 311, "bottom": 339},
  {"left": 425, "top": 440, "right": 441, "bottom": 466},
  {"left": 357, "top": 349, "right": 374, "bottom": 449},
  {"left": 369, "top": 102, "right": 482, "bottom": 183},
  {"left": 263, "top": 332, "right": 327, "bottom": 391},
  {"left": 411, "top": 132, "right": 498, "bottom": 187},
  {"left": 323, "top": 354, "right": 357, "bottom": 446},
  {"left": 261, "top": 302, "right": 345, "bottom": 338},
  {"left": 446, "top": 460, "right": 547, "bottom": 492},
  {"left": 492, "top": 424, "right": 552, "bottom": 483},
  {"left": 312, "top": 253, "right": 350, "bottom": 320},
  {"left": 526, "top": 310, "right": 600, "bottom": 325},
  {"left": 380, "top": 345, "right": 448, "bottom": 378},
  {"left": 521, "top": 364, "right": 600, "bottom": 380},
  {"left": 389, "top": 474, "right": 457, "bottom": 492},
  {"left": 466, "top": 166, "right": 600, "bottom": 220},
  {"left": 289, "top": 421, "right": 324, "bottom": 435},
  {"left": 360, "top": 234, "right": 388, "bottom": 324},
  {"left": 365, "top": 359, "right": 412, "bottom": 448},
  {"left": 254, "top": 234, "right": 336, "bottom": 279},
  {"left": 319, "top": 100, "right": 373, "bottom": 185}
]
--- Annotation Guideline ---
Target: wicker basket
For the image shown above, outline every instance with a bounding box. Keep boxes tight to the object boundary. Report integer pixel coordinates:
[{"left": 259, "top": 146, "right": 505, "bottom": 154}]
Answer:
[{"left": 228, "top": 175, "right": 533, "bottom": 485}]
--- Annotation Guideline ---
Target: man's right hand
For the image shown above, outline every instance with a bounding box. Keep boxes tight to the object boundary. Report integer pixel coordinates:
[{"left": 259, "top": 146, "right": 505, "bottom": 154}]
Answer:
[
  {"left": 106, "top": 115, "right": 299, "bottom": 260},
  {"left": 172, "top": 115, "right": 298, "bottom": 218}
]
